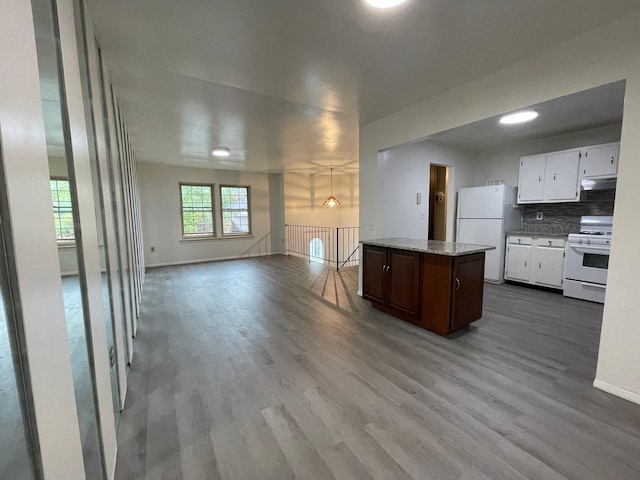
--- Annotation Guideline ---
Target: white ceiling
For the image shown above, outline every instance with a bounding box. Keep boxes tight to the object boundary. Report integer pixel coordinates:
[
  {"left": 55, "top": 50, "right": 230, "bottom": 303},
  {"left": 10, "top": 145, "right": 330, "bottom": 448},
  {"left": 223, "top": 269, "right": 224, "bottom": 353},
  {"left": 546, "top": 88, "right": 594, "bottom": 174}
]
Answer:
[
  {"left": 87, "top": 0, "right": 640, "bottom": 174},
  {"left": 428, "top": 80, "right": 626, "bottom": 151}
]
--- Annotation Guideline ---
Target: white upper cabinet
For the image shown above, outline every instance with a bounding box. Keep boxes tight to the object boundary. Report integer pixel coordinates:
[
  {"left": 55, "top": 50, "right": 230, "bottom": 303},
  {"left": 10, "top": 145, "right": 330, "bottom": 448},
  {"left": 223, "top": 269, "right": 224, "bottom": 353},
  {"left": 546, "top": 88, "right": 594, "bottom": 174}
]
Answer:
[
  {"left": 580, "top": 142, "right": 619, "bottom": 179},
  {"left": 518, "top": 142, "right": 618, "bottom": 204},
  {"left": 518, "top": 154, "right": 546, "bottom": 203},
  {"left": 543, "top": 149, "right": 581, "bottom": 202}
]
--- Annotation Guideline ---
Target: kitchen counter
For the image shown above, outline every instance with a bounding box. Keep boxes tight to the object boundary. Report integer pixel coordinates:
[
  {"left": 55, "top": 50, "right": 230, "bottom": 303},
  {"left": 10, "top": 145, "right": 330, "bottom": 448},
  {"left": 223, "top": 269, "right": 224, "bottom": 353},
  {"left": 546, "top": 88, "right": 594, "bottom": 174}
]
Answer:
[
  {"left": 507, "top": 231, "right": 568, "bottom": 238},
  {"left": 361, "top": 237, "right": 495, "bottom": 256},
  {"left": 361, "top": 238, "right": 490, "bottom": 336}
]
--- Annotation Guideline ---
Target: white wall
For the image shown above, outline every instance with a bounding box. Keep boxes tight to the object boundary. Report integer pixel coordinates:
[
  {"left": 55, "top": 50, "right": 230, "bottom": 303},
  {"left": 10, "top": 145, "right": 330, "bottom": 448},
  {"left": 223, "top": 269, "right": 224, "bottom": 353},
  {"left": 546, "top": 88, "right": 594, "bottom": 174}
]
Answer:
[
  {"left": 360, "top": 11, "right": 640, "bottom": 404},
  {"left": 268, "top": 173, "right": 286, "bottom": 254},
  {"left": 473, "top": 123, "right": 622, "bottom": 187},
  {"left": 379, "top": 141, "right": 475, "bottom": 241},
  {"left": 284, "top": 171, "right": 359, "bottom": 227},
  {"left": 139, "top": 163, "right": 278, "bottom": 267}
]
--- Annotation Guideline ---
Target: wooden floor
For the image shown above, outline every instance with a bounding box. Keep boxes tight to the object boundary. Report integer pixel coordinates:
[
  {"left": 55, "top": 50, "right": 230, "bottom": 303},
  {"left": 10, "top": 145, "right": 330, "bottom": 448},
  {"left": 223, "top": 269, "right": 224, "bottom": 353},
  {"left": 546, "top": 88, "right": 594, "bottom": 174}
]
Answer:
[{"left": 115, "top": 255, "right": 640, "bottom": 480}]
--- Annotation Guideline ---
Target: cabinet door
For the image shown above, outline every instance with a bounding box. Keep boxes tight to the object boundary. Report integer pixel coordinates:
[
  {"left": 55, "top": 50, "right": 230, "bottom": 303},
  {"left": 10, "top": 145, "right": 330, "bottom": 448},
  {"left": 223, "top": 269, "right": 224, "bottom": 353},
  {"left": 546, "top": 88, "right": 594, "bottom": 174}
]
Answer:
[
  {"left": 580, "top": 143, "right": 619, "bottom": 178},
  {"left": 543, "top": 150, "right": 580, "bottom": 202},
  {"left": 505, "top": 244, "right": 532, "bottom": 282},
  {"left": 518, "top": 155, "right": 546, "bottom": 203},
  {"left": 362, "top": 245, "right": 387, "bottom": 304},
  {"left": 451, "top": 254, "right": 485, "bottom": 331},
  {"left": 532, "top": 246, "right": 565, "bottom": 288},
  {"left": 387, "top": 249, "right": 421, "bottom": 317}
]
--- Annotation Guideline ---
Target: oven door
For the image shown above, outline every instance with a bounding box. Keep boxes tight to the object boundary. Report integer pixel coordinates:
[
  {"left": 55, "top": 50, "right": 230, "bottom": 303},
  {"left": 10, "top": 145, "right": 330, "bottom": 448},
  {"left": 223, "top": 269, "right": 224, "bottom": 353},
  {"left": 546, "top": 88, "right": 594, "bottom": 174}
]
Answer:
[{"left": 565, "top": 243, "right": 610, "bottom": 285}]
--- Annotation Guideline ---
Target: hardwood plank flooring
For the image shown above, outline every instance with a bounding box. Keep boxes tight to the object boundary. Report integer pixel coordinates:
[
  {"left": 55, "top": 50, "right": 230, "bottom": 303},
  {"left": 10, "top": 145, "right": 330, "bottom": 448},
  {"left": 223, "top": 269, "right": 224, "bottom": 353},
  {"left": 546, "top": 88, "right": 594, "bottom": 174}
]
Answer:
[{"left": 115, "top": 255, "right": 640, "bottom": 480}]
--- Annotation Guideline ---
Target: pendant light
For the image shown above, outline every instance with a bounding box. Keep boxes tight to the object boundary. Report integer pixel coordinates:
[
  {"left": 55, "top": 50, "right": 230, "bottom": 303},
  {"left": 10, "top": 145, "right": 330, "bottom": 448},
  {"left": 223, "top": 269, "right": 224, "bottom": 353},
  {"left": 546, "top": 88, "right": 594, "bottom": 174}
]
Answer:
[{"left": 323, "top": 168, "right": 340, "bottom": 207}]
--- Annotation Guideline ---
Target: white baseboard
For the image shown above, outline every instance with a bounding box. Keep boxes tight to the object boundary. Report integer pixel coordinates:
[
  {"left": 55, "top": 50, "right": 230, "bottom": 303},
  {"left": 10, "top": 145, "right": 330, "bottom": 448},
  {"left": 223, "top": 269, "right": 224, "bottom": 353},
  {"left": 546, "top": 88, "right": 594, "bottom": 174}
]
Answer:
[
  {"left": 145, "top": 252, "right": 278, "bottom": 268},
  {"left": 593, "top": 379, "right": 640, "bottom": 405}
]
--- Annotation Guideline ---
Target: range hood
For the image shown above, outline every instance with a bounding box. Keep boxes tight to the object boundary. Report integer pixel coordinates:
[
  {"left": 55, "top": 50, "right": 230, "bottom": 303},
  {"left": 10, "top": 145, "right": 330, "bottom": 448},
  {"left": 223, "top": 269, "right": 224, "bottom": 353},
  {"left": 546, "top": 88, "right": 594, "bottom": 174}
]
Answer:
[{"left": 581, "top": 176, "right": 617, "bottom": 191}]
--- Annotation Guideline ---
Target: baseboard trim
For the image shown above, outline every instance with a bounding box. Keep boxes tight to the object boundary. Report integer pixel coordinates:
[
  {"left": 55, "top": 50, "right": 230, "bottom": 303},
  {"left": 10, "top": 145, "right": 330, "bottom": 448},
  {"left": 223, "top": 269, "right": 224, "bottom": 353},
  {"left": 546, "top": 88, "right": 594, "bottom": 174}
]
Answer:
[
  {"left": 593, "top": 379, "right": 640, "bottom": 405},
  {"left": 145, "top": 252, "right": 279, "bottom": 269}
]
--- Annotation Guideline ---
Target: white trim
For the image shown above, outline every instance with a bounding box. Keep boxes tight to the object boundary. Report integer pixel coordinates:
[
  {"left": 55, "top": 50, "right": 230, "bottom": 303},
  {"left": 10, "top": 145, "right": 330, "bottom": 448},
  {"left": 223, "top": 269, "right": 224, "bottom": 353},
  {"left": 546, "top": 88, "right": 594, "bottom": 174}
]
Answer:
[
  {"left": 593, "top": 379, "right": 640, "bottom": 405},
  {"left": 145, "top": 251, "right": 281, "bottom": 268},
  {"left": 179, "top": 234, "right": 255, "bottom": 243}
]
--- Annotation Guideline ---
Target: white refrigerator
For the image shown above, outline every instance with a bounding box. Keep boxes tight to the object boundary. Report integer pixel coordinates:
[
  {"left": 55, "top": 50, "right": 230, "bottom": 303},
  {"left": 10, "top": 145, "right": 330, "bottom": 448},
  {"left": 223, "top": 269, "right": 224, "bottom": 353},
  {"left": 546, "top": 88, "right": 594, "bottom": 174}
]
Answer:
[{"left": 456, "top": 185, "right": 521, "bottom": 283}]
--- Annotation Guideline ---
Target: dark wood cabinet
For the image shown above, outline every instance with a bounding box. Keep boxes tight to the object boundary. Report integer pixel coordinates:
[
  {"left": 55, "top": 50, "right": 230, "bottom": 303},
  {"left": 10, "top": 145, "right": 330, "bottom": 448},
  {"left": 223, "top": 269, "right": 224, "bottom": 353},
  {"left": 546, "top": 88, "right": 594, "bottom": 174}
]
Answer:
[
  {"left": 421, "top": 252, "right": 485, "bottom": 335},
  {"left": 388, "top": 249, "right": 421, "bottom": 317},
  {"left": 363, "top": 243, "right": 486, "bottom": 336},
  {"left": 362, "top": 245, "right": 421, "bottom": 320},
  {"left": 451, "top": 253, "right": 485, "bottom": 330},
  {"left": 362, "top": 245, "right": 386, "bottom": 304}
]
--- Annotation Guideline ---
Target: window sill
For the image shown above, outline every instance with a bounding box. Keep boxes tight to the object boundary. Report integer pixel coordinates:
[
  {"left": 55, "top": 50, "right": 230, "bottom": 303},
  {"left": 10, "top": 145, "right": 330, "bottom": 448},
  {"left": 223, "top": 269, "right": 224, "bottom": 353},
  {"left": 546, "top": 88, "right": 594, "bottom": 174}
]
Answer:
[
  {"left": 220, "top": 234, "right": 254, "bottom": 240},
  {"left": 179, "top": 235, "right": 254, "bottom": 243},
  {"left": 57, "top": 242, "right": 76, "bottom": 249},
  {"left": 180, "top": 235, "right": 217, "bottom": 243}
]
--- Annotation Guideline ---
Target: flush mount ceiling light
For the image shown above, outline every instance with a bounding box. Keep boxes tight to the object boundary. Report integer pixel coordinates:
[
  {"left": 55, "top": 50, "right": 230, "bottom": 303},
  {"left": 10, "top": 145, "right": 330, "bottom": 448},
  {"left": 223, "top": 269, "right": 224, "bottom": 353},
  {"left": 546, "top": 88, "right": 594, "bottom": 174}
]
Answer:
[
  {"left": 365, "top": 0, "right": 407, "bottom": 8},
  {"left": 499, "top": 110, "right": 539, "bottom": 125},
  {"left": 323, "top": 168, "right": 341, "bottom": 207},
  {"left": 211, "top": 147, "right": 231, "bottom": 157}
]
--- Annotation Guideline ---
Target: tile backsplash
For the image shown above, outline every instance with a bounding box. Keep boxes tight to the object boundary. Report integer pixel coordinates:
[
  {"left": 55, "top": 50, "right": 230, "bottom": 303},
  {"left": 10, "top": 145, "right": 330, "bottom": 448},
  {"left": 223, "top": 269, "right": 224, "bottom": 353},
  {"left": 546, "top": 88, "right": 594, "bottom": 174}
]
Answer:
[{"left": 521, "top": 189, "right": 615, "bottom": 234}]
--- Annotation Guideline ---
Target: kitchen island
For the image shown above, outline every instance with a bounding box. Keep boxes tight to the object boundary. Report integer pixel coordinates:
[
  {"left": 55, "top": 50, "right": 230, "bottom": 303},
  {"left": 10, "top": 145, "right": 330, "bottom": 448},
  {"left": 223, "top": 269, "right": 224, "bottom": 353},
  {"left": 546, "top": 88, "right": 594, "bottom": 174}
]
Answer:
[{"left": 361, "top": 238, "right": 495, "bottom": 336}]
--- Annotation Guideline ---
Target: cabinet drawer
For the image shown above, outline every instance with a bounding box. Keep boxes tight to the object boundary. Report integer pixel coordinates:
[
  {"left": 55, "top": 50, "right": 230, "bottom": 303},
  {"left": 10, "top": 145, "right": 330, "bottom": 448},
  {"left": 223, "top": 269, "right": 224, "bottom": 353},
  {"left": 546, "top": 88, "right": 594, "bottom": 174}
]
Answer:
[
  {"left": 535, "top": 237, "right": 565, "bottom": 248},
  {"left": 508, "top": 236, "right": 532, "bottom": 246}
]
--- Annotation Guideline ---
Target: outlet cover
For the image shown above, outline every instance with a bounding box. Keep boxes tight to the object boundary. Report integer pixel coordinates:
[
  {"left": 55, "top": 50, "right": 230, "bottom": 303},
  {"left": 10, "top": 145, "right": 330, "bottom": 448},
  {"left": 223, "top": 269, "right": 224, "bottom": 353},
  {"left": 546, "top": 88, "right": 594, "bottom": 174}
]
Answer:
[{"left": 536, "top": 212, "right": 543, "bottom": 220}]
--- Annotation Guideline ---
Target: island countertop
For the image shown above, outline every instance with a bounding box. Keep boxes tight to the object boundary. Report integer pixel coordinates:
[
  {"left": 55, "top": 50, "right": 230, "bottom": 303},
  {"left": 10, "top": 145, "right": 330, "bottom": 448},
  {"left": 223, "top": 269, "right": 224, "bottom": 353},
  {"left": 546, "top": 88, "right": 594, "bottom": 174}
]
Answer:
[{"left": 360, "top": 237, "right": 495, "bottom": 256}]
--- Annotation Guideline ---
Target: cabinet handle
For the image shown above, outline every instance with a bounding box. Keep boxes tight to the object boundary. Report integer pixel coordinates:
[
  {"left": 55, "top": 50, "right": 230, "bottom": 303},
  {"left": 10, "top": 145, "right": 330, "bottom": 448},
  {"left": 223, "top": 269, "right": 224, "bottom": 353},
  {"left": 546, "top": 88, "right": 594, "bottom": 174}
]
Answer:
[
  {"left": 538, "top": 175, "right": 541, "bottom": 182},
  {"left": 584, "top": 169, "right": 587, "bottom": 174},
  {"left": 387, "top": 266, "right": 391, "bottom": 274},
  {"left": 548, "top": 240, "right": 552, "bottom": 245},
  {"left": 539, "top": 262, "right": 542, "bottom": 269},
  {"left": 455, "top": 278, "right": 460, "bottom": 290},
  {"left": 553, "top": 174, "right": 556, "bottom": 181},
  {"left": 611, "top": 156, "right": 615, "bottom": 164},
  {"left": 524, "top": 260, "right": 527, "bottom": 267}
]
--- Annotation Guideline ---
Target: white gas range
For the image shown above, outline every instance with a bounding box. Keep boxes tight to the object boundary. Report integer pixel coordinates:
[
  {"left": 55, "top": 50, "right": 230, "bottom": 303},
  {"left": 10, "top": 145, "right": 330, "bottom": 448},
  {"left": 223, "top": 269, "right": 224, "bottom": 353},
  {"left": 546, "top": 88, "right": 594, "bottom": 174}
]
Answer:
[{"left": 564, "top": 216, "right": 613, "bottom": 303}]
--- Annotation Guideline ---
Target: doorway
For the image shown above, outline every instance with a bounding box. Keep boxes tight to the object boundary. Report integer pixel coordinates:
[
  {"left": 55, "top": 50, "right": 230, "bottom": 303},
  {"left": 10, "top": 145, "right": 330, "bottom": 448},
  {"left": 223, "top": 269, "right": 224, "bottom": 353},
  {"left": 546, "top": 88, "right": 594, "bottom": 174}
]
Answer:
[
  {"left": 428, "top": 165, "right": 448, "bottom": 241},
  {"left": 309, "top": 238, "right": 324, "bottom": 264}
]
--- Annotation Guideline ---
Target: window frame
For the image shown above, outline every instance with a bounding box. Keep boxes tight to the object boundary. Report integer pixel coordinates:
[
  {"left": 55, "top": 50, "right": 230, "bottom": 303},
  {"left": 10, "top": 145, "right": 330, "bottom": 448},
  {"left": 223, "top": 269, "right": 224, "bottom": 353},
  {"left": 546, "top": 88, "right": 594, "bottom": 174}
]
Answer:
[
  {"left": 50, "top": 177, "right": 75, "bottom": 244},
  {"left": 179, "top": 182, "right": 216, "bottom": 239},
  {"left": 219, "top": 185, "right": 252, "bottom": 237}
]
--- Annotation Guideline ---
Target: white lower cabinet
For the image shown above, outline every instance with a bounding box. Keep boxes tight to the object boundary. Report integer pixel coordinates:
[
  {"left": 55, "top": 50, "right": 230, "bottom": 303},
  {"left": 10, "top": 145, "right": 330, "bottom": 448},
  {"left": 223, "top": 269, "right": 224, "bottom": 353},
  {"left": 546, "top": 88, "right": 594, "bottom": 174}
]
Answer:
[{"left": 505, "top": 235, "right": 566, "bottom": 289}]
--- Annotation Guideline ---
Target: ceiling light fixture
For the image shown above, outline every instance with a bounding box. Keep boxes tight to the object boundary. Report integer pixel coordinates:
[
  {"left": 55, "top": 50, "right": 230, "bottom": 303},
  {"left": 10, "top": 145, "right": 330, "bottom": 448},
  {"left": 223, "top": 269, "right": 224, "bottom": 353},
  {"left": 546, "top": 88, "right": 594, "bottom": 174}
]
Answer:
[
  {"left": 211, "top": 147, "right": 231, "bottom": 157},
  {"left": 499, "top": 110, "right": 539, "bottom": 125},
  {"left": 365, "top": 0, "right": 407, "bottom": 8},
  {"left": 323, "top": 168, "right": 341, "bottom": 207}
]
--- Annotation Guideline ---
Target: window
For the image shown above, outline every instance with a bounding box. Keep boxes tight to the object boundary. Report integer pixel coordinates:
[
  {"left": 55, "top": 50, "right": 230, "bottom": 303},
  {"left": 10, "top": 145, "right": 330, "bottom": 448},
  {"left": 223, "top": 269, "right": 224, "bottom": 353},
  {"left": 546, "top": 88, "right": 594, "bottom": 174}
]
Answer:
[
  {"left": 310, "top": 238, "right": 324, "bottom": 263},
  {"left": 220, "top": 186, "right": 250, "bottom": 236},
  {"left": 50, "top": 179, "right": 75, "bottom": 241},
  {"left": 180, "top": 184, "right": 214, "bottom": 238}
]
